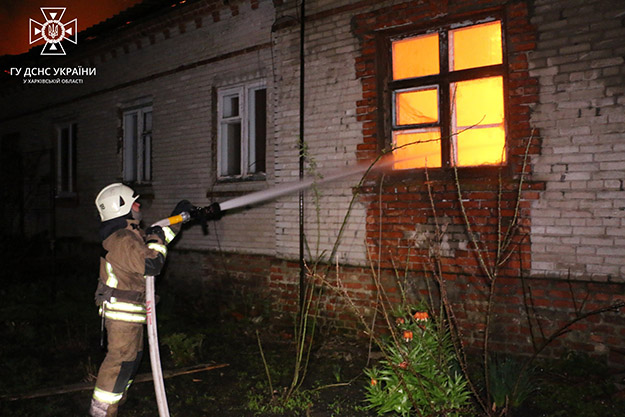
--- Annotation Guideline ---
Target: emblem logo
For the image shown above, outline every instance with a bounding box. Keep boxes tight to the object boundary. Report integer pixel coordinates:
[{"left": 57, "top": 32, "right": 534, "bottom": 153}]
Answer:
[{"left": 29, "top": 7, "right": 78, "bottom": 56}]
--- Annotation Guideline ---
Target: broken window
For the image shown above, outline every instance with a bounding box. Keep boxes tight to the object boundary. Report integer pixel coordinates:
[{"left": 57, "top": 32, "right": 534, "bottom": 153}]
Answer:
[
  {"left": 56, "top": 122, "right": 77, "bottom": 196},
  {"left": 217, "top": 81, "right": 267, "bottom": 179},
  {"left": 389, "top": 19, "right": 505, "bottom": 170},
  {"left": 123, "top": 106, "right": 152, "bottom": 183}
]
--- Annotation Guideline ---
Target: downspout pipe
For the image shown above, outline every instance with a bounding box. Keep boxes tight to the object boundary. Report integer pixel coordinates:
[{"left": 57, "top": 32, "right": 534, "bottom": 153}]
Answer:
[{"left": 298, "top": 0, "right": 306, "bottom": 311}]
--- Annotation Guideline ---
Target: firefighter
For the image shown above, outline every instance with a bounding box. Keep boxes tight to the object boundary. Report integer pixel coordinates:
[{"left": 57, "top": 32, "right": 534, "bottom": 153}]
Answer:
[{"left": 89, "top": 183, "right": 193, "bottom": 417}]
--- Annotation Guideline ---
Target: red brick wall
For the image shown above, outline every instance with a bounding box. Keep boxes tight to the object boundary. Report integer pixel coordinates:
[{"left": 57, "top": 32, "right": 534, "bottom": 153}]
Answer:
[
  {"left": 350, "top": 0, "right": 542, "bottom": 275},
  {"left": 342, "top": 0, "right": 625, "bottom": 367},
  {"left": 191, "top": 250, "right": 625, "bottom": 367}
]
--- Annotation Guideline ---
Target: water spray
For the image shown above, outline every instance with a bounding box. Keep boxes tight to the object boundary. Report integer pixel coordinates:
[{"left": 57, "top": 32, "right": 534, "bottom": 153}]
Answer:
[
  {"left": 153, "top": 155, "right": 402, "bottom": 229},
  {"left": 146, "top": 155, "right": 401, "bottom": 417}
]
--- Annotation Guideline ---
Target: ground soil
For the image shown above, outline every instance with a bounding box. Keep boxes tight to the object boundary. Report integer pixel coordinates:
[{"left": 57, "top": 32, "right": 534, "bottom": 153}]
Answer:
[
  {"left": 0, "top": 255, "right": 378, "bottom": 417},
  {"left": 1, "top": 251, "right": 624, "bottom": 417}
]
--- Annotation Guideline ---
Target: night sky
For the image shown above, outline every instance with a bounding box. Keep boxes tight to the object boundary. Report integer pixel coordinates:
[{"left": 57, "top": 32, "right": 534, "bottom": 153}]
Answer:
[{"left": 0, "top": 0, "right": 143, "bottom": 56}]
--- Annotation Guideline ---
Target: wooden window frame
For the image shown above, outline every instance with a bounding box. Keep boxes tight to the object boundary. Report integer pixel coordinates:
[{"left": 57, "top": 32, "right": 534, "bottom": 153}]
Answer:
[
  {"left": 122, "top": 105, "right": 152, "bottom": 184},
  {"left": 217, "top": 80, "right": 267, "bottom": 181}
]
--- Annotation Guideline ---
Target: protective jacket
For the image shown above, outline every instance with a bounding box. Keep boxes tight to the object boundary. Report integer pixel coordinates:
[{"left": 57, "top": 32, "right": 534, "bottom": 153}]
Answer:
[
  {"left": 96, "top": 219, "right": 177, "bottom": 324},
  {"left": 90, "top": 218, "right": 178, "bottom": 417}
]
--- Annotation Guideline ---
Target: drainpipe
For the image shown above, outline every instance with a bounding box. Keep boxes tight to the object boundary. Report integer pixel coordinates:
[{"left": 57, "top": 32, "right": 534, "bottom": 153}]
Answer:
[{"left": 298, "top": 0, "right": 306, "bottom": 311}]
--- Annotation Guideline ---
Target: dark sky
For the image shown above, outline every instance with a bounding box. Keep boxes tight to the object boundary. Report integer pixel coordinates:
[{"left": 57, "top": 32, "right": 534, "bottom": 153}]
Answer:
[{"left": 0, "top": 0, "right": 143, "bottom": 56}]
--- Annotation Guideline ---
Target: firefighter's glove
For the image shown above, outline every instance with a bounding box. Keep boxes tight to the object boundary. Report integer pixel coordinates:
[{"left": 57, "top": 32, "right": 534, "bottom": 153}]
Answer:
[
  {"left": 145, "top": 225, "right": 166, "bottom": 243},
  {"left": 171, "top": 199, "right": 195, "bottom": 216},
  {"left": 204, "top": 202, "right": 222, "bottom": 221}
]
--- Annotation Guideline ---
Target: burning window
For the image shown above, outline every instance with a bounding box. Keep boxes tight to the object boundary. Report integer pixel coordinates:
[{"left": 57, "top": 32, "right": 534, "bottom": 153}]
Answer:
[
  {"left": 390, "top": 20, "right": 505, "bottom": 169},
  {"left": 217, "top": 81, "right": 267, "bottom": 179}
]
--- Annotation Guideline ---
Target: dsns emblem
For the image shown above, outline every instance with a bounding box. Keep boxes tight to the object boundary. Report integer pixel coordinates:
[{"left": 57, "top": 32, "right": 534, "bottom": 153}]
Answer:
[{"left": 29, "top": 7, "right": 78, "bottom": 56}]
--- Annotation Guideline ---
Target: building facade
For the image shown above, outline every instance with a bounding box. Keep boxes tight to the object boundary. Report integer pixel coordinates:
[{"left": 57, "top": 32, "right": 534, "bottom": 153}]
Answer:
[{"left": 1, "top": 0, "right": 624, "bottom": 365}]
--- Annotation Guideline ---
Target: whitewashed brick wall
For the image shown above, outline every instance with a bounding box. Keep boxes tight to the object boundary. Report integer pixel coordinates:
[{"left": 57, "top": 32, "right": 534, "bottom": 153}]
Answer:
[
  {"left": 1, "top": 0, "right": 280, "bottom": 254},
  {"left": 529, "top": 0, "right": 625, "bottom": 281}
]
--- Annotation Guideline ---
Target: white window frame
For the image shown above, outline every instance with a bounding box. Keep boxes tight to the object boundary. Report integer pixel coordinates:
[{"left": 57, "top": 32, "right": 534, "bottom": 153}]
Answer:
[
  {"left": 123, "top": 105, "right": 152, "bottom": 184},
  {"left": 55, "top": 122, "right": 77, "bottom": 197},
  {"left": 217, "top": 80, "right": 266, "bottom": 179}
]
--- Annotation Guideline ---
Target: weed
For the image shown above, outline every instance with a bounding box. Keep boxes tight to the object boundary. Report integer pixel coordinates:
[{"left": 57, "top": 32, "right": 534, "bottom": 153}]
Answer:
[
  {"left": 247, "top": 381, "right": 317, "bottom": 415},
  {"left": 487, "top": 354, "right": 535, "bottom": 413},
  {"left": 80, "top": 356, "right": 98, "bottom": 382},
  {"left": 332, "top": 363, "right": 342, "bottom": 383},
  {"left": 162, "top": 332, "right": 205, "bottom": 367}
]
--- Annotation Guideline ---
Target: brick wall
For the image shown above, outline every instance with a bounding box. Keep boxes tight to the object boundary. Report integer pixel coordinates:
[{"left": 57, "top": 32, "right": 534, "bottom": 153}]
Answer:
[
  {"left": 1, "top": 0, "right": 280, "bottom": 249},
  {"left": 167, "top": 249, "right": 625, "bottom": 367},
  {"left": 529, "top": 0, "right": 625, "bottom": 281},
  {"left": 343, "top": 0, "right": 625, "bottom": 367}
]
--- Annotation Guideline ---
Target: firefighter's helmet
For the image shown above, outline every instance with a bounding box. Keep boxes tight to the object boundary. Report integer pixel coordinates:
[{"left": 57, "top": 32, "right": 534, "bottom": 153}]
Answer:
[{"left": 95, "top": 183, "right": 139, "bottom": 221}]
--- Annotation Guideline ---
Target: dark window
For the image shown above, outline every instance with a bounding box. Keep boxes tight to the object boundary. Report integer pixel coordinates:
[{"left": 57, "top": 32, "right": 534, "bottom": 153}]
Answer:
[
  {"left": 218, "top": 82, "right": 267, "bottom": 179},
  {"left": 56, "top": 122, "right": 77, "bottom": 195},
  {"left": 123, "top": 106, "right": 152, "bottom": 183}
]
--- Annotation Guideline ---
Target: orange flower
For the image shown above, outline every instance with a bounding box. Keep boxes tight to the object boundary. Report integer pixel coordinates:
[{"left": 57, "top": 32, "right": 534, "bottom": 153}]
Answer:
[
  {"left": 395, "top": 317, "right": 405, "bottom": 326},
  {"left": 403, "top": 330, "right": 413, "bottom": 342},
  {"left": 413, "top": 311, "right": 429, "bottom": 322},
  {"left": 371, "top": 378, "right": 377, "bottom": 386},
  {"left": 399, "top": 361, "right": 409, "bottom": 369}
]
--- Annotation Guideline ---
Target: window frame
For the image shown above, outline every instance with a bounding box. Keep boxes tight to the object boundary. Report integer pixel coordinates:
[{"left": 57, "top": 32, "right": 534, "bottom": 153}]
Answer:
[
  {"left": 377, "top": 12, "right": 509, "bottom": 175},
  {"left": 55, "top": 121, "right": 77, "bottom": 197},
  {"left": 122, "top": 104, "right": 152, "bottom": 184},
  {"left": 216, "top": 80, "right": 267, "bottom": 181}
]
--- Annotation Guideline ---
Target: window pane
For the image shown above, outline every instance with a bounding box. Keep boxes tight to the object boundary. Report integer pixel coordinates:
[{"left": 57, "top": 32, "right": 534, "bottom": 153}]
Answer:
[
  {"left": 124, "top": 113, "right": 138, "bottom": 182},
  {"left": 70, "top": 124, "right": 77, "bottom": 192},
  {"left": 250, "top": 88, "right": 266, "bottom": 173},
  {"left": 143, "top": 133, "right": 152, "bottom": 181},
  {"left": 392, "top": 33, "right": 439, "bottom": 80},
  {"left": 142, "top": 112, "right": 152, "bottom": 181},
  {"left": 395, "top": 87, "right": 438, "bottom": 125},
  {"left": 452, "top": 76, "right": 504, "bottom": 127},
  {"left": 392, "top": 129, "right": 441, "bottom": 169},
  {"left": 455, "top": 126, "right": 506, "bottom": 166},
  {"left": 60, "top": 127, "right": 70, "bottom": 192},
  {"left": 143, "top": 111, "right": 152, "bottom": 132},
  {"left": 450, "top": 21, "right": 502, "bottom": 71},
  {"left": 451, "top": 76, "right": 505, "bottom": 166},
  {"left": 221, "top": 122, "right": 241, "bottom": 176},
  {"left": 223, "top": 95, "right": 239, "bottom": 118}
]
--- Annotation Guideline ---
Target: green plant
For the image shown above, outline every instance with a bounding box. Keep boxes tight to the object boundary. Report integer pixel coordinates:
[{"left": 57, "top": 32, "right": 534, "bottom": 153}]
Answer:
[
  {"left": 332, "top": 363, "right": 343, "bottom": 383},
  {"left": 364, "top": 305, "right": 472, "bottom": 416},
  {"left": 487, "top": 355, "right": 535, "bottom": 412},
  {"left": 246, "top": 381, "right": 316, "bottom": 415},
  {"left": 162, "top": 332, "right": 205, "bottom": 367}
]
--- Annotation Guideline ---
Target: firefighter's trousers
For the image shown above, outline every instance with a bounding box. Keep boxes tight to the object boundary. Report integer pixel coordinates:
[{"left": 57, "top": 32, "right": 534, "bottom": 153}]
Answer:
[{"left": 89, "top": 319, "right": 144, "bottom": 417}]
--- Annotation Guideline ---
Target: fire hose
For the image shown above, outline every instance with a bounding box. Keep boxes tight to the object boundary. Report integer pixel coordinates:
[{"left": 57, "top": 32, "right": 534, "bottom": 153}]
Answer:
[{"left": 146, "top": 205, "right": 221, "bottom": 417}]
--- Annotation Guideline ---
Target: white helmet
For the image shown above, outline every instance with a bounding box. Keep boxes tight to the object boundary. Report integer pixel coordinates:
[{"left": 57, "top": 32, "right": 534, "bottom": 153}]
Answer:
[{"left": 95, "top": 183, "right": 139, "bottom": 221}]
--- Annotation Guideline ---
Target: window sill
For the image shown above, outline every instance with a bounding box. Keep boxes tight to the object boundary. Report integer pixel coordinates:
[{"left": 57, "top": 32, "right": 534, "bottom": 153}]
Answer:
[
  {"left": 208, "top": 175, "right": 268, "bottom": 199},
  {"left": 217, "top": 172, "right": 266, "bottom": 183},
  {"left": 360, "top": 164, "right": 517, "bottom": 189}
]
